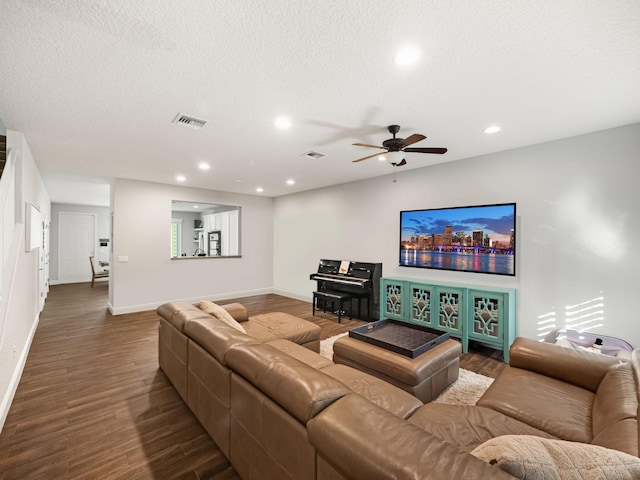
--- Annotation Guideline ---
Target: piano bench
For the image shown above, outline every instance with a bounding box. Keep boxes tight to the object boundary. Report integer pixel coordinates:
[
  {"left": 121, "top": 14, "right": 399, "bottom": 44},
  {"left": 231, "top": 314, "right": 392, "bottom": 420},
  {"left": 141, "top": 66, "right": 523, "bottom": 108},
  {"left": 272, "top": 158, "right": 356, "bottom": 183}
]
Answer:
[{"left": 312, "top": 291, "right": 353, "bottom": 323}]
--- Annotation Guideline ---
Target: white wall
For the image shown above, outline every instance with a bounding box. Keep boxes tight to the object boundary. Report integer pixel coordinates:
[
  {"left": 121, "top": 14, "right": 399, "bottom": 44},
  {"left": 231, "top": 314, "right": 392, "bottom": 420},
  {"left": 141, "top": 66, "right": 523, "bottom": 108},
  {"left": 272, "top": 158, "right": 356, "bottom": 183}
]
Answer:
[
  {"left": 0, "top": 131, "right": 50, "bottom": 430},
  {"left": 274, "top": 123, "right": 640, "bottom": 346},
  {"left": 49, "top": 203, "right": 111, "bottom": 283},
  {"left": 109, "top": 179, "right": 273, "bottom": 314}
]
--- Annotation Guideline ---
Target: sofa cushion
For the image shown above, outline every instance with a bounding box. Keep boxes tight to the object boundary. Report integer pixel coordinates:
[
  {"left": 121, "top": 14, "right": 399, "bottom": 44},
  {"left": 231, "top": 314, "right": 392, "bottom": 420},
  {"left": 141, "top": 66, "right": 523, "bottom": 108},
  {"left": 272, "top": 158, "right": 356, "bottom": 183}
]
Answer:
[
  {"left": 471, "top": 435, "right": 640, "bottom": 480},
  {"left": 320, "top": 364, "right": 423, "bottom": 419},
  {"left": 408, "top": 404, "right": 555, "bottom": 452},
  {"left": 509, "top": 337, "right": 618, "bottom": 392},
  {"left": 266, "top": 339, "right": 333, "bottom": 370},
  {"left": 184, "top": 315, "right": 260, "bottom": 365},
  {"left": 308, "top": 394, "right": 516, "bottom": 480},
  {"left": 477, "top": 367, "right": 595, "bottom": 443},
  {"left": 157, "top": 301, "right": 211, "bottom": 331},
  {"left": 198, "top": 300, "right": 246, "bottom": 333},
  {"left": 157, "top": 300, "right": 199, "bottom": 322},
  {"left": 243, "top": 312, "right": 320, "bottom": 346},
  {"left": 226, "top": 343, "right": 351, "bottom": 423}
]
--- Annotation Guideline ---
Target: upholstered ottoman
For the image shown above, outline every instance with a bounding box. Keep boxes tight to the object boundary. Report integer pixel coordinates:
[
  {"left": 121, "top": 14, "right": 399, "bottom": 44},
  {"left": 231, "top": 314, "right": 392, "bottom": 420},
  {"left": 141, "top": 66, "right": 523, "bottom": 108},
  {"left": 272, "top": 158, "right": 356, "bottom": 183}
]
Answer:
[{"left": 333, "top": 336, "right": 461, "bottom": 403}]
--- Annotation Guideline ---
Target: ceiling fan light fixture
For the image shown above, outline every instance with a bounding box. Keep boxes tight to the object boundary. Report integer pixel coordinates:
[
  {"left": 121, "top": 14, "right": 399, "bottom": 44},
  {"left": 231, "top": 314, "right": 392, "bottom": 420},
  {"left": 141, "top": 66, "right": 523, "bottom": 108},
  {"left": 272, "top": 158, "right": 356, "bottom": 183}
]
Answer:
[{"left": 386, "top": 151, "right": 405, "bottom": 165}]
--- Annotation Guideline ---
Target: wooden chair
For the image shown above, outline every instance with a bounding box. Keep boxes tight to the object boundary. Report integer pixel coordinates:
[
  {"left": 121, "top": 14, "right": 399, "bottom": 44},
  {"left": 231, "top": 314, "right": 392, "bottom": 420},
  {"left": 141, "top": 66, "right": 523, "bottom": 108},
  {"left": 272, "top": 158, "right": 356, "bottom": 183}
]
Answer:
[{"left": 89, "top": 256, "right": 109, "bottom": 287}]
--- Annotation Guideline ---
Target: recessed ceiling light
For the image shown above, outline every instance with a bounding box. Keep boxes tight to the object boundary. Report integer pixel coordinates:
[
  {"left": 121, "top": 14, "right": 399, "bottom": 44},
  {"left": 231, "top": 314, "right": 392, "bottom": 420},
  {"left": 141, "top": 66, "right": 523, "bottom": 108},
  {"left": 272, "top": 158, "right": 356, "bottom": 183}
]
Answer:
[
  {"left": 484, "top": 125, "right": 501, "bottom": 134},
  {"left": 275, "top": 116, "right": 292, "bottom": 129},
  {"left": 256, "top": 187, "right": 264, "bottom": 193},
  {"left": 176, "top": 175, "right": 186, "bottom": 182},
  {"left": 286, "top": 179, "right": 295, "bottom": 185},
  {"left": 394, "top": 45, "right": 421, "bottom": 67},
  {"left": 198, "top": 162, "right": 210, "bottom": 170}
]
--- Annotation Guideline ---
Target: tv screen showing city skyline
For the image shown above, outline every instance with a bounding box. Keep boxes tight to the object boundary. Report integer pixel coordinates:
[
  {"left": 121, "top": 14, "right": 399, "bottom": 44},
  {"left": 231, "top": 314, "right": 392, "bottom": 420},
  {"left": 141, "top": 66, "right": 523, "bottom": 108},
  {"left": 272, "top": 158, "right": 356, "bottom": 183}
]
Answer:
[{"left": 399, "top": 203, "right": 516, "bottom": 276}]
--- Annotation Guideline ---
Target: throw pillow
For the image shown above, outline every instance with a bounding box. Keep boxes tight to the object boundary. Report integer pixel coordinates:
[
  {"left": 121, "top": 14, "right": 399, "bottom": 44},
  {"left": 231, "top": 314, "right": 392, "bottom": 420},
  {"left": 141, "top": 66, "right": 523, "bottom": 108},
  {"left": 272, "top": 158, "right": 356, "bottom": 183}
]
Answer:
[
  {"left": 198, "top": 301, "right": 246, "bottom": 334},
  {"left": 471, "top": 435, "right": 640, "bottom": 480}
]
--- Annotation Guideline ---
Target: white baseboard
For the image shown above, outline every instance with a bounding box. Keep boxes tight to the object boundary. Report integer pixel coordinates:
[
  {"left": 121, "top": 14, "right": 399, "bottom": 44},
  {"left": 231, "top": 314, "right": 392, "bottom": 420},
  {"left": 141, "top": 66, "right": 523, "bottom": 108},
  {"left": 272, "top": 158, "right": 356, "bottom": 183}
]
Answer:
[
  {"left": 0, "top": 313, "right": 40, "bottom": 433},
  {"left": 108, "top": 287, "right": 277, "bottom": 315},
  {"left": 272, "top": 288, "right": 312, "bottom": 303}
]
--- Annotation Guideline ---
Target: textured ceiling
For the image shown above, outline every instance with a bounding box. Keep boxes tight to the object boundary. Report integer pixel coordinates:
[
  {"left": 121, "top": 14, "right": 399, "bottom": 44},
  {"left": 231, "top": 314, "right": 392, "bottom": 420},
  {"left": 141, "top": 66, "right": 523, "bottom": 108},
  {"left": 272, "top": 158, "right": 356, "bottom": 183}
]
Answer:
[{"left": 1, "top": 0, "right": 639, "bottom": 203}]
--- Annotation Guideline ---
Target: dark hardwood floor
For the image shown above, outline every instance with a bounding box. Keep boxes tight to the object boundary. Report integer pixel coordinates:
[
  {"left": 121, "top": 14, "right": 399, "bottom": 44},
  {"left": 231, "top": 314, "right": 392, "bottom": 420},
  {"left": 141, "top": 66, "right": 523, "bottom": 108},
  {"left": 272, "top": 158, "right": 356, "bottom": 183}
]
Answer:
[{"left": 0, "top": 284, "right": 504, "bottom": 479}]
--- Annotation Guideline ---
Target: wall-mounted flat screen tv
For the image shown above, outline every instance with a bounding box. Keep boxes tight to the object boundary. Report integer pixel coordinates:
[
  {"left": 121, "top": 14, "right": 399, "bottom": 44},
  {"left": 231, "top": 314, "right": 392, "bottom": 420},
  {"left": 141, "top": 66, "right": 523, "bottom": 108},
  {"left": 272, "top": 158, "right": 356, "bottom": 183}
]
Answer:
[{"left": 400, "top": 203, "right": 516, "bottom": 276}]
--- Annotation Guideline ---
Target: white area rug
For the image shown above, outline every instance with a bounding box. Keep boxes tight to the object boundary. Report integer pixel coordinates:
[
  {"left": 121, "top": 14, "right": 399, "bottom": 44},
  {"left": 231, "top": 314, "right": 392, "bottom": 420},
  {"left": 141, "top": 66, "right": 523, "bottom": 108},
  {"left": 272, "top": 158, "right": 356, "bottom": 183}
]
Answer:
[{"left": 319, "top": 332, "right": 494, "bottom": 405}]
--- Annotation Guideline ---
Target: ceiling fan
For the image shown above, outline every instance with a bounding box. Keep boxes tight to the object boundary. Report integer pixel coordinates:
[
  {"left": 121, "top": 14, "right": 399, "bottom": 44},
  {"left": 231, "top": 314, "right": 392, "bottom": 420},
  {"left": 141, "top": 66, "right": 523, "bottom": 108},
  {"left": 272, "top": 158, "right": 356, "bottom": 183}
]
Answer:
[{"left": 352, "top": 125, "right": 447, "bottom": 166}]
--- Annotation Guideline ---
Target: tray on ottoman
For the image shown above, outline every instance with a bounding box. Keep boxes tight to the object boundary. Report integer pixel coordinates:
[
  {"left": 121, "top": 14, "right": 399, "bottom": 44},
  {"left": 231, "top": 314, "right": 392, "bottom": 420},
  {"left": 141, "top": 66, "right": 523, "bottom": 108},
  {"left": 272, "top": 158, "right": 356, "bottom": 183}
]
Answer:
[{"left": 349, "top": 319, "right": 449, "bottom": 358}]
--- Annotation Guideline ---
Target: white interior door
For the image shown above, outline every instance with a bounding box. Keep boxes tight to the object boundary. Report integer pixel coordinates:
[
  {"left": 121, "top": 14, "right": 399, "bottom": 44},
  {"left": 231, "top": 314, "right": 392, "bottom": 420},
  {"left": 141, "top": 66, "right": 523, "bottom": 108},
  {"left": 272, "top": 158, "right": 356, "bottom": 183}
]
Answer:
[{"left": 58, "top": 212, "right": 96, "bottom": 284}]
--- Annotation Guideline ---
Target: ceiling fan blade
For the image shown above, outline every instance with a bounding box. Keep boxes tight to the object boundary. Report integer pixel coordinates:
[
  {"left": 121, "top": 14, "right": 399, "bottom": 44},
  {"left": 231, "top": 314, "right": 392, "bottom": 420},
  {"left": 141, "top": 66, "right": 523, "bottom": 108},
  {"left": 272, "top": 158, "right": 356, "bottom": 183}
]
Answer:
[
  {"left": 396, "top": 159, "right": 407, "bottom": 167},
  {"left": 403, "top": 147, "right": 448, "bottom": 154},
  {"left": 352, "top": 152, "right": 386, "bottom": 163},
  {"left": 352, "top": 143, "right": 386, "bottom": 149},
  {"left": 401, "top": 134, "right": 426, "bottom": 147}
]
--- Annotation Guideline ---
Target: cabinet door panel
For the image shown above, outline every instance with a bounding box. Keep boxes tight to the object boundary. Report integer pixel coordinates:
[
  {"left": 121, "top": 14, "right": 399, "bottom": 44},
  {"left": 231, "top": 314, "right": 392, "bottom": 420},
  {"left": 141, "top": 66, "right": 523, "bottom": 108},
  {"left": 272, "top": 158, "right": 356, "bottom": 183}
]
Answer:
[
  {"left": 409, "top": 283, "right": 434, "bottom": 326},
  {"left": 436, "top": 288, "right": 465, "bottom": 335},
  {"left": 381, "top": 280, "right": 405, "bottom": 320},
  {"left": 470, "top": 294, "right": 503, "bottom": 341}
]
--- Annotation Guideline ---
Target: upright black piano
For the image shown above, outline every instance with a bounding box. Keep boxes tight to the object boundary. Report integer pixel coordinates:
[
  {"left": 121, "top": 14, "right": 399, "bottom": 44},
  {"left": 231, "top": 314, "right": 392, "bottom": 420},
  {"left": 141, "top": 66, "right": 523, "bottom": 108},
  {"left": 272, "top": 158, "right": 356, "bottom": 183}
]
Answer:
[{"left": 309, "top": 259, "right": 382, "bottom": 321}]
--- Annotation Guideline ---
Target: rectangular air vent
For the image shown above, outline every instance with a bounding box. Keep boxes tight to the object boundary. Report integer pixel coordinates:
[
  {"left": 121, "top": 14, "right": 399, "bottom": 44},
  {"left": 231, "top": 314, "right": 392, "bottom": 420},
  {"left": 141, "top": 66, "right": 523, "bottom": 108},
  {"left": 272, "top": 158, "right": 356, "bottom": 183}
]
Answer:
[
  {"left": 173, "top": 113, "right": 207, "bottom": 130},
  {"left": 301, "top": 150, "right": 327, "bottom": 160}
]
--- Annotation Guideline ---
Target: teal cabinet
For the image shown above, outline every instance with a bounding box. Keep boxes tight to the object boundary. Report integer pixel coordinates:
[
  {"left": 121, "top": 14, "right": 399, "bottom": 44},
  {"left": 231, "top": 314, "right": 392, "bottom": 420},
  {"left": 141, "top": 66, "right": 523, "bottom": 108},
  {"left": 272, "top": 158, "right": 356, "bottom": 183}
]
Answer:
[{"left": 380, "top": 277, "right": 516, "bottom": 362}]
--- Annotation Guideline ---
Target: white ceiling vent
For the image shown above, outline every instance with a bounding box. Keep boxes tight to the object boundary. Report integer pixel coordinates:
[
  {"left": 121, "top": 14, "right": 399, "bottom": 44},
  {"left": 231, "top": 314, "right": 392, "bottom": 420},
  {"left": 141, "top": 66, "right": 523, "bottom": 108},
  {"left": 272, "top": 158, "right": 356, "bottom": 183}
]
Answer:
[
  {"left": 301, "top": 150, "right": 327, "bottom": 160},
  {"left": 172, "top": 113, "right": 207, "bottom": 130}
]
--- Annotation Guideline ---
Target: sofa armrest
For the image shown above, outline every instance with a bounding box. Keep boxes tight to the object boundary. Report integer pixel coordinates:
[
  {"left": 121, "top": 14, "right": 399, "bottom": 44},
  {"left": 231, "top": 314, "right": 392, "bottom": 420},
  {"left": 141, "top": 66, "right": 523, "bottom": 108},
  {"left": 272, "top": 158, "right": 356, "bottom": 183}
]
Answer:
[
  {"left": 220, "top": 302, "right": 249, "bottom": 322},
  {"left": 509, "top": 337, "right": 621, "bottom": 392},
  {"left": 308, "top": 394, "right": 516, "bottom": 480}
]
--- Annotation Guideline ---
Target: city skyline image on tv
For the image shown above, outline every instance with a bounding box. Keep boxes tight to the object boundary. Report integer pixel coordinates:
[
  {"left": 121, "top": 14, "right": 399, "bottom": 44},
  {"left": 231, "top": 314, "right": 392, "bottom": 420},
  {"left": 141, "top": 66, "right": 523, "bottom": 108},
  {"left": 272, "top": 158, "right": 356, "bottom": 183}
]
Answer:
[{"left": 399, "top": 203, "right": 516, "bottom": 276}]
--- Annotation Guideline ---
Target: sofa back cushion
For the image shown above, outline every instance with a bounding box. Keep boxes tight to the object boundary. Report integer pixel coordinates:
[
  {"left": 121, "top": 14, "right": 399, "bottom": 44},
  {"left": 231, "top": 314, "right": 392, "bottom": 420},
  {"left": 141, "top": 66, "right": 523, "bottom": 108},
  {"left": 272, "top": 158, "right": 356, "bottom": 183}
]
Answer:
[
  {"left": 509, "top": 338, "right": 619, "bottom": 393},
  {"left": 226, "top": 343, "right": 351, "bottom": 424},
  {"left": 184, "top": 315, "right": 260, "bottom": 364},
  {"left": 591, "top": 361, "right": 638, "bottom": 456},
  {"left": 157, "top": 301, "right": 211, "bottom": 331}
]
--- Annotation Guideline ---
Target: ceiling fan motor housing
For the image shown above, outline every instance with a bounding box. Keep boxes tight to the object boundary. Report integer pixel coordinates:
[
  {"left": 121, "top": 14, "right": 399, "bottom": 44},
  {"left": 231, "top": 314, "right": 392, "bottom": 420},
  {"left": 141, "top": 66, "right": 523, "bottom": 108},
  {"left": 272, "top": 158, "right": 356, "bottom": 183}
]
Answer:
[{"left": 382, "top": 138, "right": 405, "bottom": 151}]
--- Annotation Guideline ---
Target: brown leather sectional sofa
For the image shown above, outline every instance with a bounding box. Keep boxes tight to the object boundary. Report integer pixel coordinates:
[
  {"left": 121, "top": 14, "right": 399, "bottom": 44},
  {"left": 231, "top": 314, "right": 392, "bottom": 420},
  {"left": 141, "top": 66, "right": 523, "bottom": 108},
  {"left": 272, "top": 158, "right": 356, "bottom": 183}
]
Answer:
[{"left": 158, "top": 301, "right": 640, "bottom": 480}]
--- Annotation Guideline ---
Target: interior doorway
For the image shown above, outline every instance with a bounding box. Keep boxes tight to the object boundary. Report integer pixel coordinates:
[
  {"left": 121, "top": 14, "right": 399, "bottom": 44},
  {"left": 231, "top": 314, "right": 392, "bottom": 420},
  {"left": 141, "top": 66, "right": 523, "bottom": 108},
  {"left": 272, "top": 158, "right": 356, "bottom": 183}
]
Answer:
[{"left": 58, "top": 212, "right": 97, "bottom": 283}]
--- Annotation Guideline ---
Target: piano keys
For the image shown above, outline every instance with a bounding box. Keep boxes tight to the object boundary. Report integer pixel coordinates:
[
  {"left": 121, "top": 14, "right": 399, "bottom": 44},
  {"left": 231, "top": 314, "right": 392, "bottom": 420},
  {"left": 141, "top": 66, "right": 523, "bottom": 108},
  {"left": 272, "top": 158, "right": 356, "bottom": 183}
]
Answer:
[{"left": 310, "top": 259, "right": 382, "bottom": 320}]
